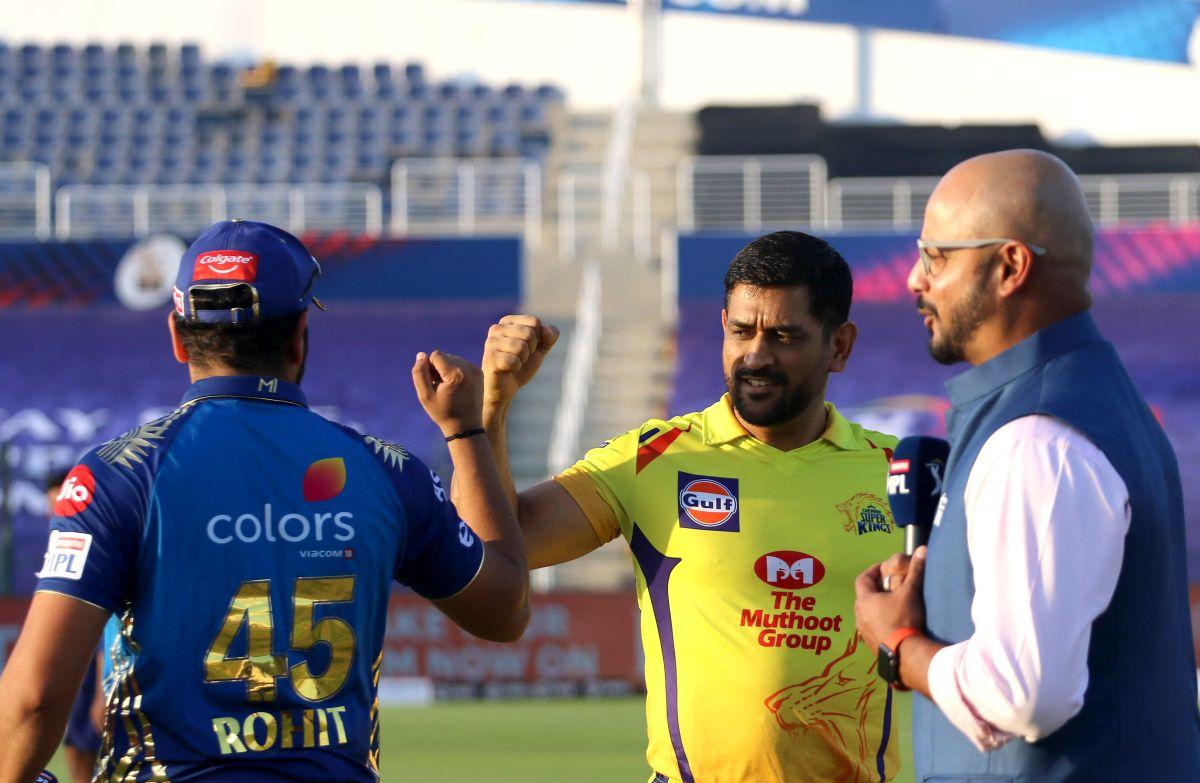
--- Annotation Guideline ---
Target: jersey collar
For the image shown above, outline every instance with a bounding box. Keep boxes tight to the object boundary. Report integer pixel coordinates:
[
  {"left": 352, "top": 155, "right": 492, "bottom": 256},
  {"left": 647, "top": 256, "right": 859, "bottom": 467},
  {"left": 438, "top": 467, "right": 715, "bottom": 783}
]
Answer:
[
  {"left": 181, "top": 375, "right": 308, "bottom": 408},
  {"left": 703, "top": 394, "right": 859, "bottom": 451}
]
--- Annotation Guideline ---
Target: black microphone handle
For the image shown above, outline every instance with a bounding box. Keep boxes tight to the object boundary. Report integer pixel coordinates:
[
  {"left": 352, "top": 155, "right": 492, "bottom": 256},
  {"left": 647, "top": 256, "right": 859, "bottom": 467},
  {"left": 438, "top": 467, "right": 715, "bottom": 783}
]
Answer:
[{"left": 904, "top": 525, "right": 930, "bottom": 557}]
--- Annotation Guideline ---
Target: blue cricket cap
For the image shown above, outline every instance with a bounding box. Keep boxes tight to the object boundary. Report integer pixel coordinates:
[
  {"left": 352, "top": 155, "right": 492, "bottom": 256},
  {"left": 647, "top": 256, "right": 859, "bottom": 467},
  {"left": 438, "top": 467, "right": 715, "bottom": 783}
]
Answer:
[{"left": 173, "top": 219, "right": 325, "bottom": 324}]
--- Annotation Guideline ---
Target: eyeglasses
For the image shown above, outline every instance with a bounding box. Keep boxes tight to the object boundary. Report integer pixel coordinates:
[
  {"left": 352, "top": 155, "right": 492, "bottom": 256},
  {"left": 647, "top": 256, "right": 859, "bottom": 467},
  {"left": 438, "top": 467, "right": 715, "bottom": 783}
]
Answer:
[{"left": 916, "top": 238, "right": 1047, "bottom": 277}]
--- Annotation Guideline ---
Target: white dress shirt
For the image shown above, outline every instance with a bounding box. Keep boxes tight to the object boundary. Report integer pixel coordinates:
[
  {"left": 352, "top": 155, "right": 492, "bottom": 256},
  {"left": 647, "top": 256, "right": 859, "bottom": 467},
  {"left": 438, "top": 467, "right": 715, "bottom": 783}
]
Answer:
[{"left": 926, "top": 415, "right": 1131, "bottom": 751}]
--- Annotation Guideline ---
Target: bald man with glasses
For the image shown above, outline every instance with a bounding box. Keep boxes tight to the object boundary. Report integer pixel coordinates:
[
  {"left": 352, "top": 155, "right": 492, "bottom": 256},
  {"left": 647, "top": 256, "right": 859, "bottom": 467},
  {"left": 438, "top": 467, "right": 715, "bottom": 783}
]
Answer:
[{"left": 854, "top": 149, "right": 1200, "bottom": 782}]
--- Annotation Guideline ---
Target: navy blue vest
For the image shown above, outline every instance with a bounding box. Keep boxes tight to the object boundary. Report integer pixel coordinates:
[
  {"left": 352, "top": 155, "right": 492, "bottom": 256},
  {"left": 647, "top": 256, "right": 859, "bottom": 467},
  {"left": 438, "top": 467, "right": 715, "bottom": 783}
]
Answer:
[{"left": 915, "top": 312, "right": 1200, "bottom": 782}]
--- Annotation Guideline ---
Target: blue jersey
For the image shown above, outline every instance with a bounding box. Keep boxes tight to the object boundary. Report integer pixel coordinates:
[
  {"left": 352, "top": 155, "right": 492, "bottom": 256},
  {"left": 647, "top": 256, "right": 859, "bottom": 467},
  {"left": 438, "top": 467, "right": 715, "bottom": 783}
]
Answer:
[{"left": 37, "top": 376, "right": 485, "bottom": 782}]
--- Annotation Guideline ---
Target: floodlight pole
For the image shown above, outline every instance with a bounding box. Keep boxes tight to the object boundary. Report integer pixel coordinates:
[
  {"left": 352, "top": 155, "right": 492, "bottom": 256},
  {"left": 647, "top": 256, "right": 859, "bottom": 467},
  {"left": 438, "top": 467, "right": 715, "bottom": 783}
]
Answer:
[{"left": 633, "top": 0, "right": 663, "bottom": 108}]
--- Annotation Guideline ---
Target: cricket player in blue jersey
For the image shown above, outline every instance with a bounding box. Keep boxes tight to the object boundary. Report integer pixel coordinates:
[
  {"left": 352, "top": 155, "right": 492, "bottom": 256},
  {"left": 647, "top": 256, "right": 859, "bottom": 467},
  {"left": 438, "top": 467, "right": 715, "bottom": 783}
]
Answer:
[{"left": 0, "top": 219, "right": 530, "bottom": 783}]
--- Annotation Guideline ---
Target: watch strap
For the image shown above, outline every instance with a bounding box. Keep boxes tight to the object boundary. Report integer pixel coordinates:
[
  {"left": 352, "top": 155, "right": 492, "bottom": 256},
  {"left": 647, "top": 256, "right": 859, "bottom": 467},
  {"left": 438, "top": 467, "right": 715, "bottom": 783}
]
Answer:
[
  {"left": 881, "top": 627, "right": 922, "bottom": 691},
  {"left": 883, "top": 626, "right": 922, "bottom": 654}
]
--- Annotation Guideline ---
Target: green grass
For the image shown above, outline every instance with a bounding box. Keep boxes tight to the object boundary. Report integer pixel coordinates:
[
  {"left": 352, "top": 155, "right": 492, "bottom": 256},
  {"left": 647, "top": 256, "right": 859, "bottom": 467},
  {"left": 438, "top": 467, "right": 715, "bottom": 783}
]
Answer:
[{"left": 47, "top": 697, "right": 915, "bottom": 782}]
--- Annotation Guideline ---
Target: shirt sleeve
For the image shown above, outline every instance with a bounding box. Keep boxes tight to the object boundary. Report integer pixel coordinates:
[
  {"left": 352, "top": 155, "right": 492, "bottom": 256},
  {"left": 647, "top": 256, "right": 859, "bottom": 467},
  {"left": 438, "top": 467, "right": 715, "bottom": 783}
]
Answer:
[
  {"left": 553, "top": 426, "right": 642, "bottom": 543},
  {"left": 927, "top": 415, "right": 1130, "bottom": 749},
  {"left": 388, "top": 453, "right": 485, "bottom": 600},
  {"left": 35, "top": 451, "right": 144, "bottom": 613}
]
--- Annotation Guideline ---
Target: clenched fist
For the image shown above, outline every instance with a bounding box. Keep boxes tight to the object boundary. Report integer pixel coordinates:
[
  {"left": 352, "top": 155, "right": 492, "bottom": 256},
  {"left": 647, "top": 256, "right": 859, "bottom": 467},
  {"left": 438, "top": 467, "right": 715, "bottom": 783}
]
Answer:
[
  {"left": 412, "top": 350, "right": 484, "bottom": 436},
  {"left": 483, "top": 315, "right": 560, "bottom": 412}
]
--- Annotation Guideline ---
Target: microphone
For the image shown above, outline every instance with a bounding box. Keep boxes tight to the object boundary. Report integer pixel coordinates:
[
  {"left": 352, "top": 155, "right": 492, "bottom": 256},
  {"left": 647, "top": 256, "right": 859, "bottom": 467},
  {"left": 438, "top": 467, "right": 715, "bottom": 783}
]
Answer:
[{"left": 887, "top": 436, "right": 950, "bottom": 555}]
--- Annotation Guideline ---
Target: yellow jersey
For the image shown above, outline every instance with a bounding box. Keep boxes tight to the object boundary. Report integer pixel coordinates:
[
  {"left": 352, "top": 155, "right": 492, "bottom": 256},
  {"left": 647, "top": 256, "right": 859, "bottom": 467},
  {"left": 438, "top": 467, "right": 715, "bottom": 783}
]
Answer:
[{"left": 556, "top": 395, "right": 906, "bottom": 783}]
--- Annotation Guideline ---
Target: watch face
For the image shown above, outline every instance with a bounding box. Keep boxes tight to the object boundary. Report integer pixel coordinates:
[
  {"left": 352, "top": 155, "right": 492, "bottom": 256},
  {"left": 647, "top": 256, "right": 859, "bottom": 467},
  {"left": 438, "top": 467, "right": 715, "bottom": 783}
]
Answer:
[{"left": 877, "top": 645, "right": 900, "bottom": 684}]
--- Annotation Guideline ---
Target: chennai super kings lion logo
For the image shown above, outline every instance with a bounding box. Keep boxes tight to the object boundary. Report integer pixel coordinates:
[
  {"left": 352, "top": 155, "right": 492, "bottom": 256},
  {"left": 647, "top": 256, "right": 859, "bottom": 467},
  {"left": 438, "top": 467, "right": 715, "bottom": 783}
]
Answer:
[
  {"left": 764, "top": 633, "right": 894, "bottom": 783},
  {"left": 836, "top": 492, "right": 894, "bottom": 536}
]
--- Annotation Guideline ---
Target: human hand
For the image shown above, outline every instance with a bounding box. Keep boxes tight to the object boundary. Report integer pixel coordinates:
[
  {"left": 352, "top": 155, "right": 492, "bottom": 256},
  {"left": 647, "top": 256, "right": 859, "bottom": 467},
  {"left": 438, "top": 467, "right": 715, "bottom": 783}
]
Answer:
[
  {"left": 482, "top": 315, "right": 560, "bottom": 412},
  {"left": 854, "top": 546, "right": 927, "bottom": 652},
  {"left": 879, "top": 552, "right": 914, "bottom": 592},
  {"left": 412, "top": 350, "right": 484, "bottom": 436}
]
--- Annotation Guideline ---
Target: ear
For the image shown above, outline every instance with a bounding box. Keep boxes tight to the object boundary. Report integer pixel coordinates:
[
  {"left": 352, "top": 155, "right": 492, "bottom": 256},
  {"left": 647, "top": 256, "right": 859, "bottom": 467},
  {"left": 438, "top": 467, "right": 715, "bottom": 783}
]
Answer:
[
  {"left": 996, "top": 241, "right": 1035, "bottom": 297},
  {"left": 828, "top": 320, "right": 857, "bottom": 374},
  {"left": 167, "top": 312, "right": 189, "bottom": 364},
  {"left": 287, "top": 311, "right": 309, "bottom": 367},
  {"left": 721, "top": 308, "right": 728, "bottom": 332}
]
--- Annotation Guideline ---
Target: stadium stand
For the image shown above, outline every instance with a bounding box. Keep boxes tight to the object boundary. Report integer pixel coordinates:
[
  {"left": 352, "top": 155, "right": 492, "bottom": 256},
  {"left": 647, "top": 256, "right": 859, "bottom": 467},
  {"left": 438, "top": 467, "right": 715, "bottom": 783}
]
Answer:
[{"left": 0, "top": 42, "right": 565, "bottom": 187}]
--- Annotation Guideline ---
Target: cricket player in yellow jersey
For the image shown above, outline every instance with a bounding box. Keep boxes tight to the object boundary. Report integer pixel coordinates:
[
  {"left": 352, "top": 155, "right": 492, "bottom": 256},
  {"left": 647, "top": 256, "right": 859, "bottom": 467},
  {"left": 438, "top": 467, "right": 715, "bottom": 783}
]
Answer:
[{"left": 477, "top": 231, "right": 907, "bottom": 783}]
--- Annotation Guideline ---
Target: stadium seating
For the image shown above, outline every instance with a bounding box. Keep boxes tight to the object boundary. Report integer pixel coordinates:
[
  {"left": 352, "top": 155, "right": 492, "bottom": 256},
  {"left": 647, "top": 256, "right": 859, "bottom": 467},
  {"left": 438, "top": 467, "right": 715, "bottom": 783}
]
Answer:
[{"left": 0, "top": 42, "right": 565, "bottom": 187}]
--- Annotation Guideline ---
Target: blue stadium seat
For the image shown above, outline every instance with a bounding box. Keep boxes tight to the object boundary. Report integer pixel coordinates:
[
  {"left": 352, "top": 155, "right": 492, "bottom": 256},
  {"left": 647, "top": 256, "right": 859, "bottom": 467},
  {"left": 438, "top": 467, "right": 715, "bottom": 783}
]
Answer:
[
  {"left": 181, "top": 43, "right": 201, "bottom": 69},
  {"left": 307, "top": 65, "right": 332, "bottom": 102},
  {"left": 0, "top": 46, "right": 560, "bottom": 188},
  {"left": 339, "top": 65, "right": 363, "bottom": 100},
  {"left": 148, "top": 43, "right": 170, "bottom": 69}
]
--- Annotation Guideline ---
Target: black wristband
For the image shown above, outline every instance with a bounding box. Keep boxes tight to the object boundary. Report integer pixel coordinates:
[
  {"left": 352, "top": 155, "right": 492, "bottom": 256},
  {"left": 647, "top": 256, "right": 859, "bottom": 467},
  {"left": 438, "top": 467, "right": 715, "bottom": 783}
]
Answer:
[{"left": 444, "top": 427, "right": 486, "bottom": 443}]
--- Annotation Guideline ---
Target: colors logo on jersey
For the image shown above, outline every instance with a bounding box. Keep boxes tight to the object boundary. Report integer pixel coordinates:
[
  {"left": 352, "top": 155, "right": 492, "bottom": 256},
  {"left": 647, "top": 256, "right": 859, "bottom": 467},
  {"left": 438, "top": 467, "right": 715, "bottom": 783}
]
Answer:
[
  {"left": 677, "top": 471, "right": 740, "bottom": 532},
  {"left": 303, "top": 457, "right": 347, "bottom": 502},
  {"left": 53, "top": 465, "right": 95, "bottom": 517},
  {"left": 38, "top": 530, "right": 93, "bottom": 581},
  {"left": 194, "top": 250, "right": 259, "bottom": 282},
  {"left": 754, "top": 551, "right": 826, "bottom": 589}
]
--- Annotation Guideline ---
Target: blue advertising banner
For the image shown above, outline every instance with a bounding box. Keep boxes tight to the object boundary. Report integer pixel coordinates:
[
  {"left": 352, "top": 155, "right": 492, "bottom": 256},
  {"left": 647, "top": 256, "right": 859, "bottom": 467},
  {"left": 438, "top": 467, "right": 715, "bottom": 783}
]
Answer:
[
  {"left": 0, "top": 237, "right": 520, "bottom": 594},
  {"left": 518, "top": 0, "right": 1200, "bottom": 62},
  {"left": 673, "top": 229, "right": 1200, "bottom": 576}
]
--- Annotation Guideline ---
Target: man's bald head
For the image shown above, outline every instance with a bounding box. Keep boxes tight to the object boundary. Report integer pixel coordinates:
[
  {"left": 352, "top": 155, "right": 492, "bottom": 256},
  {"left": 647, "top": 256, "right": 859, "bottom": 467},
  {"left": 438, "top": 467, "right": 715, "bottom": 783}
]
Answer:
[{"left": 924, "top": 149, "right": 1093, "bottom": 289}]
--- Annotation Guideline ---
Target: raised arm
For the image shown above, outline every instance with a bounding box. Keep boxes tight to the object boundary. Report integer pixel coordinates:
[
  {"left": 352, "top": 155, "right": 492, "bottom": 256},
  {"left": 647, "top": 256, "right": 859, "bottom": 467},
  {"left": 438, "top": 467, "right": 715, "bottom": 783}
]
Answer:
[
  {"left": 472, "top": 315, "right": 608, "bottom": 567},
  {"left": 412, "top": 350, "right": 529, "bottom": 642}
]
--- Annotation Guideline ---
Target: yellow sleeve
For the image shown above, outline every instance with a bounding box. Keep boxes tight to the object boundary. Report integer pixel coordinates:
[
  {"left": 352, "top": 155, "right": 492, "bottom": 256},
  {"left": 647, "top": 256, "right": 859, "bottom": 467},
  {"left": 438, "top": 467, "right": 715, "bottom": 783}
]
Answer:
[{"left": 552, "top": 427, "right": 641, "bottom": 544}]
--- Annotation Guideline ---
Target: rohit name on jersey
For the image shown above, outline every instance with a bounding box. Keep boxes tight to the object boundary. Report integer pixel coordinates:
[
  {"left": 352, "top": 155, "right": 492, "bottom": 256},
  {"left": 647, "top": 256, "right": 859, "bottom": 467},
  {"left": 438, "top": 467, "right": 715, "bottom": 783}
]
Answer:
[{"left": 211, "top": 705, "right": 350, "bottom": 755}]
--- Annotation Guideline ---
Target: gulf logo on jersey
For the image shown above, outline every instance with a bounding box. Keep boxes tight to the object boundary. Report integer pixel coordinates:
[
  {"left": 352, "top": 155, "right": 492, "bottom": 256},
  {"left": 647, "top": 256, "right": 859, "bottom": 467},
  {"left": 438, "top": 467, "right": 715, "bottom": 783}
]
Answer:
[
  {"left": 303, "top": 457, "right": 346, "bottom": 502},
  {"left": 195, "top": 250, "right": 259, "bottom": 282},
  {"left": 677, "top": 471, "right": 740, "bottom": 532},
  {"left": 53, "top": 465, "right": 95, "bottom": 517},
  {"left": 754, "top": 551, "right": 826, "bottom": 590}
]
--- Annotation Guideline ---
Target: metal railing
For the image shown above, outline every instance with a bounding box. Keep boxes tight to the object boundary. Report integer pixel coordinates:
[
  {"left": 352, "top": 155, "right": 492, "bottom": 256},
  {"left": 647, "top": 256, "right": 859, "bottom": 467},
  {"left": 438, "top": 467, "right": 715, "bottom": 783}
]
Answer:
[
  {"left": 55, "top": 184, "right": 384, "bottom": 239},
  {"left": 683, "top": 158, "right": 1200, "bottom": 233},
  {"left": 547, "top": 262, "right": 602, "bottom": 475},
  {"left": 678, "top": 155, "right": 827, "bottom": 232},
  {"left": 391, "top": 158, "right": 542, "bottom": 247},
  {"left": 0, "top": 163, "right": 51, "bottom": 239},
  {"left": 826, "top": 177, "right": 940, "bottom": 230},
  {"left": 826, "top": 173, "right": 1200, "bottom": 231},
  {"left": 1080, "top": 175, "right": 1200, "bottom": 227},
  {"left": 558, "top": 165, "right": 652, "bottom": 263}
]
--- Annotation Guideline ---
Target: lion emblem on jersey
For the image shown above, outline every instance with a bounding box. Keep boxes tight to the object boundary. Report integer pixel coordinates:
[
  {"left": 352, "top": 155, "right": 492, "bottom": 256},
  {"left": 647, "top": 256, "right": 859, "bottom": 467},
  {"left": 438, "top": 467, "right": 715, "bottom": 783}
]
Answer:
[
  {"left": 836, "top": 492, "right": 894, "bottom": 536},
  {"left": 764, "top": 634, "right": 893, "bottom": 782}
]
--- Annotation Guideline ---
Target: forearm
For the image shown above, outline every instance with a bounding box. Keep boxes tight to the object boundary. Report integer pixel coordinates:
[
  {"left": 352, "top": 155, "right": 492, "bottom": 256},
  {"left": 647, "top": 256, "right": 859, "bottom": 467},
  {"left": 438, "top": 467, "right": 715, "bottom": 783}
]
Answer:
[
  {"left": 0, "top": 593, "right": 106, "bottom": 783},
  {"left": 0, "top": 696, "right": 67, "bottom": 783},
  {"left": 447, "top": 433, "right": 525, "bottom": 570},
  {"left": 483, "top": 399, "right": 519, "bottom": 512},
  {"left": 897, "top": 634, "right": 944, "bottom": 699}
]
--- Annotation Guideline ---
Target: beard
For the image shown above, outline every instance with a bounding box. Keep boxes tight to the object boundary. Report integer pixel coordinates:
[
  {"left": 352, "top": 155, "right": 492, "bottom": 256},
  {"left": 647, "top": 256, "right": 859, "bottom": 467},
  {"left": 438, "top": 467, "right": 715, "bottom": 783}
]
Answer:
[
  {"left": 925, "top": 263, "right": 997, "bottom": 365},
  {"left": 725, "top": 366, "right": 822, "bottom": 427}
]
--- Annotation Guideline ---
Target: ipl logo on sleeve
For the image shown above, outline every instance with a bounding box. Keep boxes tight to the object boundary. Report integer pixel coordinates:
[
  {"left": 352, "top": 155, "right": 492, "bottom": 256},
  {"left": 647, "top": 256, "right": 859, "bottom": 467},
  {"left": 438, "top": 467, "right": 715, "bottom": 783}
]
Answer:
[{"left": 678, "top": 472, "right": 740, "bottom": 532}]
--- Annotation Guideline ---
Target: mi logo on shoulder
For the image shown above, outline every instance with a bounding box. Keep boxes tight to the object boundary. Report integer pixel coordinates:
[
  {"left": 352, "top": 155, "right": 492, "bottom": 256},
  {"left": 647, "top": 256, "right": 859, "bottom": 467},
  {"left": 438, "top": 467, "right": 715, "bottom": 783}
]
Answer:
[
  {"left": 258, "top": 377, "right": 279, "bottom": 394},
  {"left": 677, "top": 471, "right": 740, "bottom": 532}
]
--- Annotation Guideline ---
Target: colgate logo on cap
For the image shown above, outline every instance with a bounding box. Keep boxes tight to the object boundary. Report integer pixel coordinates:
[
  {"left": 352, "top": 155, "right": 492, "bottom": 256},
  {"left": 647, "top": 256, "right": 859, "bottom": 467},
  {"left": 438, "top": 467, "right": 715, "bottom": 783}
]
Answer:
[{"left": 195, "top": 250, "right": 259, "bottom": 282}]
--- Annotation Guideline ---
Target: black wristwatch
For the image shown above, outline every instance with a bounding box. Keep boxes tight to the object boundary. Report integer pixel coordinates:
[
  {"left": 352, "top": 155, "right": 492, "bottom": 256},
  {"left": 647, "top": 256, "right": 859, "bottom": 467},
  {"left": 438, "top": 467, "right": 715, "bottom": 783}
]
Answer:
[{"left": 877, "top": 627, "right": 921, "bottom": 690}]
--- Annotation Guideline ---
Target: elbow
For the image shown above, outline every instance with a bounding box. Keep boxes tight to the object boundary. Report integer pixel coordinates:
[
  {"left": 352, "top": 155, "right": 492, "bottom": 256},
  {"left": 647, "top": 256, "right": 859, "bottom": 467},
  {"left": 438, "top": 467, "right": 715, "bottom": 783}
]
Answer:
[
  {"left": 489, "top": 601, "right": 531, "bottom": 643},
  {"left": 477, "top": 565, "right": 531, "bottom": 643},
  {"left": 990, "top": 690, "right": 1080, "bottom": 741},
  {"left": 473, "top": 592, "right": 530, "bottom": 643}
]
